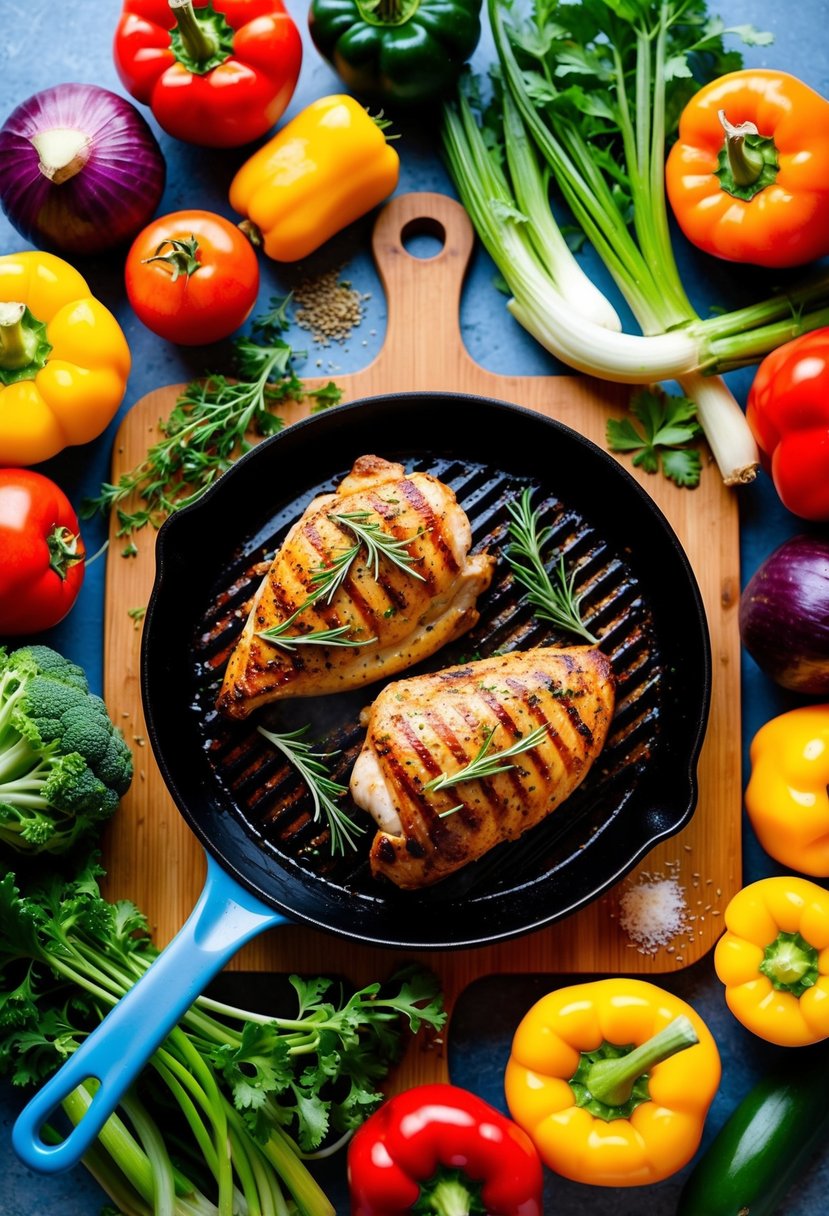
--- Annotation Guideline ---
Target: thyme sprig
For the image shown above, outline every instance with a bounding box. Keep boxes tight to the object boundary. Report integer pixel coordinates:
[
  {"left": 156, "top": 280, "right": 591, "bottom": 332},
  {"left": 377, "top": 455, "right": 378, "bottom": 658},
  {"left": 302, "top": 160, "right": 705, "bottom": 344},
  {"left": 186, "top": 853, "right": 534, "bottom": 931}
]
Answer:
[
  {"left": 425, "top": 722, "right": 549, "bottom": 794},
  {"left": 505, "top": 488, "right": 597, "bottom": 643},
  {"left": 81, "top": 299, "right": 342, "bottom": 540},
  {"left": 257, "top": 725, "right": 364, "bottom": 855},
  {"left": 257, "top": 510, "right": 422, "bottom": 650}
]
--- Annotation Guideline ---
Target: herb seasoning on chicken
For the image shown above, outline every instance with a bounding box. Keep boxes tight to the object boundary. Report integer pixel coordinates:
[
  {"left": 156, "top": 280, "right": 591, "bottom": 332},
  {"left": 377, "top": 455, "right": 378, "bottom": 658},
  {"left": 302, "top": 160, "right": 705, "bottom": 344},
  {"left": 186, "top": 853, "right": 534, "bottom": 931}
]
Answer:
[
  {"left": 216, "top": 455, "right": 495, "bottom": 717},
  {"left": 351, "top": 646, "right": 615, "bottom": 888}
]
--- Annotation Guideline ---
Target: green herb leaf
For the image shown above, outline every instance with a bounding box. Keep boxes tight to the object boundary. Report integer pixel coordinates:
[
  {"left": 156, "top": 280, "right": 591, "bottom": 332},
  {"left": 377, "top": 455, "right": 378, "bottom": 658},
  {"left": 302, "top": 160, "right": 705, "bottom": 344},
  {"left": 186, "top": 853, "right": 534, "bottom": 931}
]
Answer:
[
  {"left": 256, "top": 725, "right": 363, "bottom": 855},
  {"left": 503, "top": 487, "right": 598, "bottom": 642},
  {"left": 425, "top": 722, "right": 549, "bottom": 792},
  {"left": 81, "top": 298, "right": 342, "bottom": 541},
  {"left": 607, "top": 388, "right": 702, "bottom": 487}
]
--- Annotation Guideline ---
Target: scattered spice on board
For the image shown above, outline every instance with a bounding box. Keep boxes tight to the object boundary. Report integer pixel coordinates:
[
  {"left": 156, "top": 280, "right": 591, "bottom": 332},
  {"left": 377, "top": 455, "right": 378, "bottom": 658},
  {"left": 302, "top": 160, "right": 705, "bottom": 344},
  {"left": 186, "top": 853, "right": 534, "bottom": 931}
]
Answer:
[
  {"left": 293, "top": 267, "right": 367, "bottom": 346},
  {"left": 619, "top": 872, "right": 689, "bottom": 954}
]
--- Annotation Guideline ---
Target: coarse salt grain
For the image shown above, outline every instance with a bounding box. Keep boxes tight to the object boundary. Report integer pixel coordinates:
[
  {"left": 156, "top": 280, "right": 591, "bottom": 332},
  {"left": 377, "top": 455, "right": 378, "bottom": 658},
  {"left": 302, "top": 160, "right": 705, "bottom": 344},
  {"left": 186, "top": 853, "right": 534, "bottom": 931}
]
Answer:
[{"left": 618, "top": 876, "right": 689, "bottom": 954}]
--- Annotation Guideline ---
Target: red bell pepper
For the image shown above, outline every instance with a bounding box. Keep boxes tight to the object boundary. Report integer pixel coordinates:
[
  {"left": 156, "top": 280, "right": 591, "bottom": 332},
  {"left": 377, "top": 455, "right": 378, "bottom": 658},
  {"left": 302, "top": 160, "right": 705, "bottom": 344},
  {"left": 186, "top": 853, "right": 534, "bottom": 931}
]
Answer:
[
  {"left": 0, "top": 469, "right": 85, "bottom": 635},
  {"left": 113, "top": 0, "right": 302, "bottom": 148},
  {"left": 746, "top": 327, "right": 829, "bottom": 521},
  {"left": 347, "top": 1083, "right": 544, "bottom": 1216}
]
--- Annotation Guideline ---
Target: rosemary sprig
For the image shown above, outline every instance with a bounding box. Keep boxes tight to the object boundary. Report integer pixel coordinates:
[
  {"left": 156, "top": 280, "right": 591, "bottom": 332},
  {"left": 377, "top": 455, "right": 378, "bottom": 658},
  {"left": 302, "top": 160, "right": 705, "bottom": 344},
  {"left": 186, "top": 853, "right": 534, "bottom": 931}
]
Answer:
[
  {"left": 424, "top": 722, "right": 549, "bottom": 793},
  {"left": 80, "top": 299, "right": 342, "bottom": 540},
  {"left": 307, "top": 541, "right": 362, "bottom": 605},
  {"left": 256, "top": 724, "right": 364, "bottom": 856},
  {"left": 257, "top": 622, "right": 377, "bottom": 650},
  {"left": 505, "top": 489, "right": 597, "bottom": 643},
  {"left": 329, "top": 511, "right": 426, "bottom": 581},
  {"left": 257, "top": 510, "right": 423, "bottom": 650}
]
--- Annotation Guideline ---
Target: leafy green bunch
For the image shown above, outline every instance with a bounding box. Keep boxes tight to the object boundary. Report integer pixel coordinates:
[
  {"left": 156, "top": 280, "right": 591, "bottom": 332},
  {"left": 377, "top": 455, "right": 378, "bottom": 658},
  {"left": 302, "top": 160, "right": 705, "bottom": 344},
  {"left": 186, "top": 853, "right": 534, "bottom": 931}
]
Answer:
[
  {"left": 0, "top": 857, "right": 445, "bottom": 1215},
  {"left": 83, "top": 298, "right": 343, "bottom": 542}
]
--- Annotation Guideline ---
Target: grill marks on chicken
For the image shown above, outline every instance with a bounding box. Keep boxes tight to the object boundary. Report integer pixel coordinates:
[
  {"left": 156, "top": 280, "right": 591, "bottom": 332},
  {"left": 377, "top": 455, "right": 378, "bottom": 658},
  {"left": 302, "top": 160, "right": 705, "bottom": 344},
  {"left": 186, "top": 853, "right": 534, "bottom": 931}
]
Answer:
[
  {"left": 350, "top": 647, "right": 615, "bottom": 888},
  {"left": 216, "top": 455, "right": 495, "bottom": 718}
]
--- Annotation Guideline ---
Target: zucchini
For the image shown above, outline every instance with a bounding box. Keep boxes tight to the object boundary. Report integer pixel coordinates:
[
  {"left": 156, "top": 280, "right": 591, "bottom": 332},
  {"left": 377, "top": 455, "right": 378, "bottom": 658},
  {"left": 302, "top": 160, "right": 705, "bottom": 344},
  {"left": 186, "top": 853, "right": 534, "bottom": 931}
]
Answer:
[{"left": 678, "top": 1045, "right": 829, "bottom": 1216}]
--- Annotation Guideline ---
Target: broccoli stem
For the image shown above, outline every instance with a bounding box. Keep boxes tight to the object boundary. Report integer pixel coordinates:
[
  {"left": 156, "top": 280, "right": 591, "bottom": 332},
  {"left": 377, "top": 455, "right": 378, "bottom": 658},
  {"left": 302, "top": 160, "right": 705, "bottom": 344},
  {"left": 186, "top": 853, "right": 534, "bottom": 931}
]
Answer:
[
  {"left": 0, "top": 668, "right": 28, "bottom": 746},
  {"left": 0, "top": 735, "right": 47, "bottom": 784}
]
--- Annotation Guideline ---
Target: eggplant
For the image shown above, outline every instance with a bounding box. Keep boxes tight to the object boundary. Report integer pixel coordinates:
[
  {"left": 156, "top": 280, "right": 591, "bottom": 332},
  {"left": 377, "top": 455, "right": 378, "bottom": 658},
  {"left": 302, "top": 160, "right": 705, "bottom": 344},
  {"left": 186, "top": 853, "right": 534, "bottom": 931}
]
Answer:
[{"left": 740, "top": 535, "right": 829, "bottom": 694}]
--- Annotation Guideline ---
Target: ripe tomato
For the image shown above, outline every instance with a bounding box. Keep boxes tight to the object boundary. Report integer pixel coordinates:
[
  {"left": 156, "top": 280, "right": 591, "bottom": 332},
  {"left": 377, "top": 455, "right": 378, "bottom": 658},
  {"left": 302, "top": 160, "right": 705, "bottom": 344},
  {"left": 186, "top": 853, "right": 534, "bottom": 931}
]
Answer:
[
  {"left": 0, "top": 468, "right": 85, "bottom": 635},
  {"left": 125, "top": 210, "right": 259, "bottom": 345}
]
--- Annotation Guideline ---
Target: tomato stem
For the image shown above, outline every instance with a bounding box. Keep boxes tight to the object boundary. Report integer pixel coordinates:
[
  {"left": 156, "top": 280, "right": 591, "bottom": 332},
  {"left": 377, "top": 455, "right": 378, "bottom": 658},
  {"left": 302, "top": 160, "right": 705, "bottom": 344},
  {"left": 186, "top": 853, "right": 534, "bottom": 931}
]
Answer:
[
  {"left": 141, "top": 235, "right": 202, "bottom": 283},
  {"left": 47, "top": 526, "right": 84, "bottom": 580}
]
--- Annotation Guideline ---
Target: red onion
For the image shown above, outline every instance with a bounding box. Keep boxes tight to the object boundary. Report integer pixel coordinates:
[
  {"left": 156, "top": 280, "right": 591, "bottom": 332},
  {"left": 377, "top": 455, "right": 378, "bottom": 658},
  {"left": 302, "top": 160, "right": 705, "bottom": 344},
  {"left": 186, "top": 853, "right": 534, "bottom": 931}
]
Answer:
[
  {"left": 0, "top": 83, "right": 166, "bottom": 256},
  {"left": 740, "top": 534, "right": 829, "bottom": 694}
]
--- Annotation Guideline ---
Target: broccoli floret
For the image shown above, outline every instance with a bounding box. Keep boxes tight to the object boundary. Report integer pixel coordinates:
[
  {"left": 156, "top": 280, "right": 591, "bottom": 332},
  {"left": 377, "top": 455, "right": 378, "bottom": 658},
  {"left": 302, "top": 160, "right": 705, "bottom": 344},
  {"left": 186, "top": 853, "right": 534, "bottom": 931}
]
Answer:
[{"left": 0, "top": 646, "right": 133, "bottom": 855}]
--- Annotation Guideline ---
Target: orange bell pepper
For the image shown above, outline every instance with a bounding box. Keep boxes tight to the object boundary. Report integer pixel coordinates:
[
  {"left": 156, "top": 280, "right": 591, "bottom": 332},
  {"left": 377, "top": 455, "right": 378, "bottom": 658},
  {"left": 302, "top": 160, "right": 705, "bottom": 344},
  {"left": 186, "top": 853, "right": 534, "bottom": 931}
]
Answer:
[
  {"left": 504, "top": 978, "right": 720, "bottom": 1187},
  {"left": 715, "top": 876, "right": 829, "bottom": 1046},
  {"left": 665, "top": 69, "right": 829, "bottom": 268},
  {"left": 0, "top": 252, "right": 130, "bottom": 466},
  {"left": 229, "top": 94, "right": 399, "bottom": 263},
  {"left": 745, "top": 705, "right": 829, "bottom": 875}
]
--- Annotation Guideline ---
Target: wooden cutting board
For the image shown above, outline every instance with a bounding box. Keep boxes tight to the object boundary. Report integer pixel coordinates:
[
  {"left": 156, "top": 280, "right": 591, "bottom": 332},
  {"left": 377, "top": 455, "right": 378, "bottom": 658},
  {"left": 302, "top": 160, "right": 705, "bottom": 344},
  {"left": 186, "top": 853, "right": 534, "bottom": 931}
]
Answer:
[{"left": 103, "top": 192, "right": 741, "bottom": 1085}]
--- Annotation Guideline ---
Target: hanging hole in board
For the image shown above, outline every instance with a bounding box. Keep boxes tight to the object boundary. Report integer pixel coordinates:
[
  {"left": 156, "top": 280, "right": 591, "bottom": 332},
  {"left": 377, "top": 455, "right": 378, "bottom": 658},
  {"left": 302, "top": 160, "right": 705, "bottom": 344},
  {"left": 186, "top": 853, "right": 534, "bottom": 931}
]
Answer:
[{"left": 401, "top": 217, "right": 447, "bottom": 260}]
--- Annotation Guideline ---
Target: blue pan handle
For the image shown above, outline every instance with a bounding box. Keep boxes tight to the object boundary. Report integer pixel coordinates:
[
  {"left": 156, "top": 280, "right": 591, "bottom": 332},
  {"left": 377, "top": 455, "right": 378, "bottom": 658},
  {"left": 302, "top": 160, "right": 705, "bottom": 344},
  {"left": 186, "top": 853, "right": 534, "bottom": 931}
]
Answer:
[{"left": 12, "top": 853, "right": 286, "bottom": 1173}]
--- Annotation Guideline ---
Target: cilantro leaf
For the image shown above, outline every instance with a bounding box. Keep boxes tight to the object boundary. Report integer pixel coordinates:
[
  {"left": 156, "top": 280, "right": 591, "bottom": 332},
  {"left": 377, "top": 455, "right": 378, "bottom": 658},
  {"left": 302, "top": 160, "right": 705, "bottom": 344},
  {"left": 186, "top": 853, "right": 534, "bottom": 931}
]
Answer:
[{"left": 662, "top": 447, "right": 704, "bottom": 487}]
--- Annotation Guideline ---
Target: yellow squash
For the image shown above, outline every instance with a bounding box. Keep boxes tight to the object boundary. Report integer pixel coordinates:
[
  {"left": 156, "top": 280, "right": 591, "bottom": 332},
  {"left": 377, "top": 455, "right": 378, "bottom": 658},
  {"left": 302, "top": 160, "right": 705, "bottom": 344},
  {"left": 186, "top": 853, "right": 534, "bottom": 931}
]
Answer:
[
  {"left": 229, "top": 94, "right": 400, "bottom": 263},
  {"left": 0, "top": 252, "right": 130, "bottom": 466},
  {"left": 505, "top": 978, "right": 720, "bottom": 1187},
  {"left": 715, "top": 876, "right": 829, "bottom": 1046}
]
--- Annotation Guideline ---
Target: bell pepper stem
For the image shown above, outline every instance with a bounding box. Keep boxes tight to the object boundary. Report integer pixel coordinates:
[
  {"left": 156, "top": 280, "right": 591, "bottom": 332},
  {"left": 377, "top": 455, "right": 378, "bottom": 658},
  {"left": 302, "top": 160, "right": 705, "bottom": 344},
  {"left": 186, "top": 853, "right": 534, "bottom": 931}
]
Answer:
[
  {"left": 718, "top": 110, "right": 765, "bottom": 188},
  {"left": 0, "top": 303, "right": 39, "bottom": 371},
  {"left": 586, "top": 1016, "right": 698, "bottom": 1108},
  {"left": 169, "top": 0, "right": 219, "bottom": 65},
  {"left": 424, "top": 1176, "right": 476, "bottom": 1216},
  {"left": 759, "top": 931, "right": 819, "bottom": 996},
  {"left": 356, "top": 0, "right": 419, "bottom": 24}
]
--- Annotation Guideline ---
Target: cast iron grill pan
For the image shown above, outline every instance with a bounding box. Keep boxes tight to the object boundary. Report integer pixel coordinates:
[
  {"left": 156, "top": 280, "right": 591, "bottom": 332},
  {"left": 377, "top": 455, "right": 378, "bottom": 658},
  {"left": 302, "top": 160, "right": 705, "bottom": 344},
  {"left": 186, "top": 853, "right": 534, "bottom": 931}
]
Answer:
[{"left": 144, "top": 394, "right": 711, "bottom": 949}]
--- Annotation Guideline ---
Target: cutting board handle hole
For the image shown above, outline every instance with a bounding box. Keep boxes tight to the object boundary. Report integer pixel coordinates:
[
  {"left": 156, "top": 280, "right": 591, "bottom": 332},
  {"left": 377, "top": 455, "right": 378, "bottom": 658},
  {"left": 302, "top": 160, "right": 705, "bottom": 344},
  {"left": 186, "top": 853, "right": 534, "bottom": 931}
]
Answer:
[{"left": 400, "top": 217, "right": 446, "bottom": 260}]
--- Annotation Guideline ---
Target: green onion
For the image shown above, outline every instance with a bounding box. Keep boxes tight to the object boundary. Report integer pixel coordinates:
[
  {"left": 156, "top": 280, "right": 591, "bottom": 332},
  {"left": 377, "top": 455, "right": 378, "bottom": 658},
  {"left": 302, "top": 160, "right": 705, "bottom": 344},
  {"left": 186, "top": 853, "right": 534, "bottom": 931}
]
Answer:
[{"left": 442, "top": 0, "right": 829, "bottom": 486}]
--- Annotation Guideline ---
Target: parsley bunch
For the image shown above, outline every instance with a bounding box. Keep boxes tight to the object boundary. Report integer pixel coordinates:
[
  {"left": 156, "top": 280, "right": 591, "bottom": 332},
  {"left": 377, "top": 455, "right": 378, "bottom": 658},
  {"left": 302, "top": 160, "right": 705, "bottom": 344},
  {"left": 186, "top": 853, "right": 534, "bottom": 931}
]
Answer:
[
  {"left": 0, "top": 857, "right": 444, "bottom": 1215},
  {"left": 82, "top": 299, "right": 342, "bottom": 542}
]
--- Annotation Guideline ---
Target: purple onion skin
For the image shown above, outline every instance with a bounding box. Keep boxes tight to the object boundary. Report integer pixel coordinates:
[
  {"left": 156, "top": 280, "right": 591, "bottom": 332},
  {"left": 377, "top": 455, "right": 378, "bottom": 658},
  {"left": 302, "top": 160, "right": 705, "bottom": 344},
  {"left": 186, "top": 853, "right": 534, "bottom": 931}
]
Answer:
[
  {"left": 740, "top": 534, "right": 829, "bottom": 694},
  {"left": 0, "top": 83, "right": 166, "bottom": 257}
]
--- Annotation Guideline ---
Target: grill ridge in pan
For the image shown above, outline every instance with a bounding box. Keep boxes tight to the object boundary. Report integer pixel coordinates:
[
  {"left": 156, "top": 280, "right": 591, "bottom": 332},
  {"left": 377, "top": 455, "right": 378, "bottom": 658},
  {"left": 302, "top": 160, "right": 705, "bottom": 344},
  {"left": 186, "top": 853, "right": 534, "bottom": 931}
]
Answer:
[{"left": 144, "top": 393, "right": 711, "bottom": 949}]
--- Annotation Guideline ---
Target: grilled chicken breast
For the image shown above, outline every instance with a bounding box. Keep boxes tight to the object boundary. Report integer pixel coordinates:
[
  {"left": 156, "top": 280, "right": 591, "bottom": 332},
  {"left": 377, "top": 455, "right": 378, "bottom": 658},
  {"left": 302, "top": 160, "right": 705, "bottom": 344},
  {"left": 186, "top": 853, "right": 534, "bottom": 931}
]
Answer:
[
  {"left": 217, "top": 455, "right": 495, "bottom": 718},
  {"left": 351, "top": 646, "right": 615, "bottom": 888}
]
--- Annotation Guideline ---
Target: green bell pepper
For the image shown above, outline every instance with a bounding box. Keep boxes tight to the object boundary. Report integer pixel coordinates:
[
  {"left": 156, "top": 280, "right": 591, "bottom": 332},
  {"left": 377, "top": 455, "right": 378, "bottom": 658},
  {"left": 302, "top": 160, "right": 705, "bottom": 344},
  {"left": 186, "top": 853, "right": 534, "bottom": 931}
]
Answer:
[{"left": 308, "top": 0, "right": 482, "bottom": 107}]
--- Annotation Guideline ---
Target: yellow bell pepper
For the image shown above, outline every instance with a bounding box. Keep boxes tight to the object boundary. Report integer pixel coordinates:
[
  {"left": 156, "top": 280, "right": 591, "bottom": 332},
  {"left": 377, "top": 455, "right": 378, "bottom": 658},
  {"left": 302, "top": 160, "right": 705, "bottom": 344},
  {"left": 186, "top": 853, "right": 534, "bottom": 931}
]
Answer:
[
  {"left": 229, "top": 94, "right": 400, "bottom": 263},
  {"left": 0, "top": 252, "right": 130, "bottom": 466},
  {"left": 504, "top": 978, "right": 720, "bottom": 1187},
  {"left": 745, "top": 705, "right": 829, "bottom": 876},
  {"left": 714, "top": 876, "right": 829, "bottom": 1047}
]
